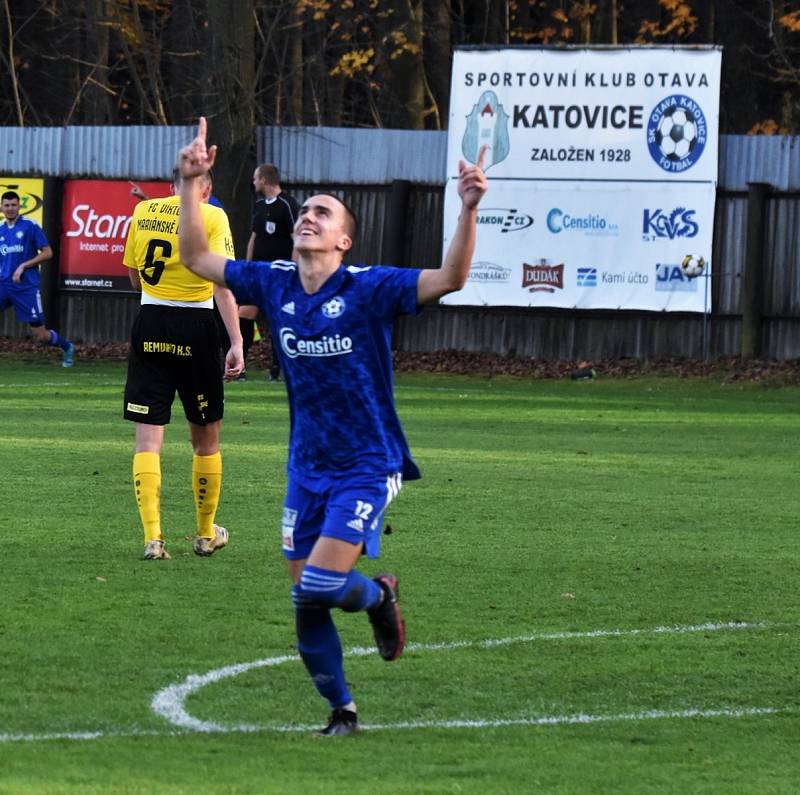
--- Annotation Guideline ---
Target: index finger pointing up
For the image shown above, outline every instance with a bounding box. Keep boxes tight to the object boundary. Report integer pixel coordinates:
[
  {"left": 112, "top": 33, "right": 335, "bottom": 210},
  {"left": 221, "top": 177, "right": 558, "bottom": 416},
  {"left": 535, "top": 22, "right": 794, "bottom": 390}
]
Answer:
[
  {"left": 197, "top": 116, "right": 207, "bottom": 143},
  {"left": 476, "top": 144, "right": 488, "bottom": 170}
]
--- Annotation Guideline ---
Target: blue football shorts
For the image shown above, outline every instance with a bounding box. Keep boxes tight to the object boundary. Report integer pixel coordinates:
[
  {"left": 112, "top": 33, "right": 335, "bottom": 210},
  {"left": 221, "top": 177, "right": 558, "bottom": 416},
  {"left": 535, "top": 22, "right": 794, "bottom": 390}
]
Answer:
[
  {"left": 0, "top": 282, "right": 45, "bottom": 326},
  {"left": 281, "top": 471, "right": 403, "bottom": 561}
]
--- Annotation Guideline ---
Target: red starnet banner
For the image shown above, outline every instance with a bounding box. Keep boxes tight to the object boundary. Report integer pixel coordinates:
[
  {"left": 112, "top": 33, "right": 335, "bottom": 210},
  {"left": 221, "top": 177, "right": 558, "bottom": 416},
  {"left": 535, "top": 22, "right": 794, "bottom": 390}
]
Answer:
[{"left": 60, "top": 180, "right": 170, "bottom": 291}]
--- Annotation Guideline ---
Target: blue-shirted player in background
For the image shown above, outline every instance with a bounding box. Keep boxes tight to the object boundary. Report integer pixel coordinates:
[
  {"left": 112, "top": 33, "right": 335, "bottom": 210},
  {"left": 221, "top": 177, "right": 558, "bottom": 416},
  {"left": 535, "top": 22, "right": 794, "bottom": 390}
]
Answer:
[
  {"left": 177, "top": 118, "right": 488, "bottom": 736},
  {"left": 0, "top": 191, "right": 75, "bottom": 366}
]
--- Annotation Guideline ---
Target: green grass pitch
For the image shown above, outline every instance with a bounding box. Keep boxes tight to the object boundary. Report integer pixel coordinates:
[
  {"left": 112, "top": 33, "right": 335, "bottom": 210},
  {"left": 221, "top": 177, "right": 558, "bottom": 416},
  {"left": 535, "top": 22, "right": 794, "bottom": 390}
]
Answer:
[{"left": 0, "top": 355, "right": 798, "bottom": 794}]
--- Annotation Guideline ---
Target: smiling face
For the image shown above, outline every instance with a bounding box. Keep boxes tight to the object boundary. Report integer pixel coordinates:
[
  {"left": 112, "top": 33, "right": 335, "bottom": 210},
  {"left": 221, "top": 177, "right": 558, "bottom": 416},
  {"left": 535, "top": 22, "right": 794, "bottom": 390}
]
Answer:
[
  {"left": 293, "top": 194, "right": 353, "bottom": 255},
  {"left": 1, "top": 197, "right": 20, "bottom": 223}
]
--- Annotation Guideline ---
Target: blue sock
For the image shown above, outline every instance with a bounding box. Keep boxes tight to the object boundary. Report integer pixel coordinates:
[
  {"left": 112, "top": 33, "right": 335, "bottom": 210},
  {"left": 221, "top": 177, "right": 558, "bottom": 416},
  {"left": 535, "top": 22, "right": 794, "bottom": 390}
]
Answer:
[
  {"left": 47, "top": 330, "right": 71, "bottom": 351},
  {"left": 299, "top": 565, "right": 383, "bottom": 612},
  {"left": 292, "top": 585, "right": 352, "bottom": 709}
]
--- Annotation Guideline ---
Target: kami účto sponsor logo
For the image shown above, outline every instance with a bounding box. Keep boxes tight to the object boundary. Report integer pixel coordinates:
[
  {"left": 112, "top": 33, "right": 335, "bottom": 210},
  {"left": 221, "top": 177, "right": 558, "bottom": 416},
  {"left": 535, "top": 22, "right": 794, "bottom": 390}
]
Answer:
[
  {"left": 647, "top": 95, "right": 708, "bottom": 173},
  {"left": 476, "top": 208, "right": 534, "bottom": 233},
  {"left": 577, "top": 267, "right": 597, "bottom": 287},
  {"left": 468, "top": 261, "right": 512, "bottom": 283},
  {"left": 642, "top": 207, "right": 698, "bottom": 241}
]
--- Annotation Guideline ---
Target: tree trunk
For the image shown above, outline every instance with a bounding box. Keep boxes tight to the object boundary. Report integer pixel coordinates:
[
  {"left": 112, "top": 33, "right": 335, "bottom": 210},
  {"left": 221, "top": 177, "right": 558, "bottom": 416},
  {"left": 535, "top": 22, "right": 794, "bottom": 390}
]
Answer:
[
  {"left": 424, "top": 0, "right": 451, "bottom": 127},
  {"left": 386, "top": 0, "right": 425, "bottom": 129},
  {"left": 290, "top": 14, "right": 304, "bottom": 125},
  {"left": 203, "top": 0, "right": 256, "bottom": 256},
  {"left": 77, "top": 0, "right": 113, "bottom": 124}
]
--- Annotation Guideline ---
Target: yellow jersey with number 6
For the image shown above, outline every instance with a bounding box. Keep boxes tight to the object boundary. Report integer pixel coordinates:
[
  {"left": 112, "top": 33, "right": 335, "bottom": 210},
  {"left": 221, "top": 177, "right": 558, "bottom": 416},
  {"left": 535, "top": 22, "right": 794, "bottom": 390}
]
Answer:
[{"left": 123, "top": 195, "right": 234, "bottom": 302}]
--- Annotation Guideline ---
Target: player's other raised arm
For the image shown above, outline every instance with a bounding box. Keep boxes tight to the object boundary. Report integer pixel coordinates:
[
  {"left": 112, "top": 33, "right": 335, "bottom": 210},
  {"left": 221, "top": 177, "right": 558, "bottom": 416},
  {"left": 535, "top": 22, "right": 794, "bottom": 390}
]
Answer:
[
  {"left": 177, "top": 117, "right": 228, "bottom": 285},
  {"left": 417, "top": 145, "right": 488, "bottom": 305}
]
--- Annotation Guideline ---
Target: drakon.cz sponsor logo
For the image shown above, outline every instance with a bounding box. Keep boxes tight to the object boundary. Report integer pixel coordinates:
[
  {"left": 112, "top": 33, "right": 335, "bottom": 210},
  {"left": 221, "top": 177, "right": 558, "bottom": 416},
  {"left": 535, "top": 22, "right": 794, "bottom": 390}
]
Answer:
[
  {"left": 547, "top": 208, "right": 619, "bottom": 236},
  {"left": 476, "top": 208, "right": 534, "bottom": 233},
  {"left": 468, "top": 261, "right": 512, "bottom": 283},
  {"left": 642, "top": 207, "right": 698, "bottom": 241},
  {"left": 655, "top": 263, "right": 698, "bottom": 292},
  {"left": 522, "top": 259, "right": 564, "bottom": 293}
]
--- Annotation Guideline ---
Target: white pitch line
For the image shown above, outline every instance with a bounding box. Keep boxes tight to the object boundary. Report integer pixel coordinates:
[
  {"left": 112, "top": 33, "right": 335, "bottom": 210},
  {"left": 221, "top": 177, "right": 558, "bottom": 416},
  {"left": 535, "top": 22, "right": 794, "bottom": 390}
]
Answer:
[
  {"left": 1, "top": 620, "right": 790, "bottom": 744},
  {"left": 0, "top": 706, "right": 789, "bottom": 745},
  {"left": 151, "top": 620, "right": 775, "bottom": 733},
  {"left": 0, "top": 380, "right": 122, "bottom": 389}
]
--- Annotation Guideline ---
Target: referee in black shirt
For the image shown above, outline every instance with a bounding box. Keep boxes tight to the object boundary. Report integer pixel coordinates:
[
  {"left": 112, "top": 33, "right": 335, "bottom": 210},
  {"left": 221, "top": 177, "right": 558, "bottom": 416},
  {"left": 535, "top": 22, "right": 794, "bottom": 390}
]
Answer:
[{"left": 239, "top": 163, "right": 300, "bottom": 381}]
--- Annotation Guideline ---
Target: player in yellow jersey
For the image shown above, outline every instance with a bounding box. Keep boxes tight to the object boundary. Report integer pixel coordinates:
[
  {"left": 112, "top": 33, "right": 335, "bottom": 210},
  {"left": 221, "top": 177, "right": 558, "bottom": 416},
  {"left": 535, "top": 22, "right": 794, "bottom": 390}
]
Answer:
[{"left": 123, "top": 168, "right": 244, "bottom": 560}]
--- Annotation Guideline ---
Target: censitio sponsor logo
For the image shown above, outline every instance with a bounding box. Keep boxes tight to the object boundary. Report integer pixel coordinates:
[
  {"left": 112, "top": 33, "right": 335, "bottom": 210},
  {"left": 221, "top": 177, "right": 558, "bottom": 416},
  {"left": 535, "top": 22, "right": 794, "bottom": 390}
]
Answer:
[
  {"left": 547, "top": 208, "right": 619, "bottom": 236},
  {"left": 279, "top": 327, "right": 354, "bottom": 359},
  {"left": 0, "top": 243, "right": 25, "bottom": 256},
  {"left": 468, "top": 261, "right": 512, "bottom": 283}
]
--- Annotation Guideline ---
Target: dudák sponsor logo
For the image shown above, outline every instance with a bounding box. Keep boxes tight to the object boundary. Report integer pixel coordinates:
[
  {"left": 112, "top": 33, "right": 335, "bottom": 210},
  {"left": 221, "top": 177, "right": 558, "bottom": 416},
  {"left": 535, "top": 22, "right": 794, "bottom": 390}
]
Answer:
[{"left": 522, "top": 259, "right": 564, "bottom": 293}]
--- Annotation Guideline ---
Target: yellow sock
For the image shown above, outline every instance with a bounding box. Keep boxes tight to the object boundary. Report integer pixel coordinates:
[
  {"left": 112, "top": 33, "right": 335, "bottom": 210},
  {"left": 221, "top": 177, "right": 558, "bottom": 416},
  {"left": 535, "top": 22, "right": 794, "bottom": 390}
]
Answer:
[
  {"left": 133, "top": 452, "right": 161, "bottom": 543},
  {"left": 193, "top": 452, "right": 222, "bottom": 538}
]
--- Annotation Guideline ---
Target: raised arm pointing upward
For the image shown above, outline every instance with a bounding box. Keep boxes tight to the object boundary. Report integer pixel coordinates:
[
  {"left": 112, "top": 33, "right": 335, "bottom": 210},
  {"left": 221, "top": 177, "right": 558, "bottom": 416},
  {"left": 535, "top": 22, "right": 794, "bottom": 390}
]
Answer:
[{"left": 177, "top": 117, "right": 488, "bottom": 737}]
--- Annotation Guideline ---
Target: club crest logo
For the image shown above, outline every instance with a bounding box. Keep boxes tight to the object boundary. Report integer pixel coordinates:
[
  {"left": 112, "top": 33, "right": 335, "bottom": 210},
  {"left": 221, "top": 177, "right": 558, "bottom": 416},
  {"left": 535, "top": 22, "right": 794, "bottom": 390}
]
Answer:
[
  {"left": 462, "top": 90, "right": 510, "bottom": 171},
  {"left": 265, "top": 221, "right": 276, "bottom": 234},
  {"left": 647, "top": 95, "right": 708, "bottom": 173},
  {"left": 322, "top": 296, "right": 345, "bottom": 318}
]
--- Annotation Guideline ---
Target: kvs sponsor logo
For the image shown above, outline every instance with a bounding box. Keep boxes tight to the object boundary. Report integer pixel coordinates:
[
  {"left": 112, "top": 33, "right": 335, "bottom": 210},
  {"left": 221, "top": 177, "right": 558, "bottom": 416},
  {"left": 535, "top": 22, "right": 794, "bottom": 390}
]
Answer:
[{"left": 642, "top": 207, "right": 698, "bottom": 241}]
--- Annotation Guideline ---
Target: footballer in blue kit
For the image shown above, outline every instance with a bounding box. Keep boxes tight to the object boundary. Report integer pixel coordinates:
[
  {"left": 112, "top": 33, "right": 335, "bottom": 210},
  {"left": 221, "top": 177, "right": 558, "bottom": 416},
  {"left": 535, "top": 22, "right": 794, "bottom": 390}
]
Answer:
[
  {"left": 225, "top": 259, "right": 422, "bottom": 562},
  {"left": 0, "top": 191, "right": 75, "bottom": 366},
  {"left": 177, "top": 117, "right": 488, "bottom": 736}
]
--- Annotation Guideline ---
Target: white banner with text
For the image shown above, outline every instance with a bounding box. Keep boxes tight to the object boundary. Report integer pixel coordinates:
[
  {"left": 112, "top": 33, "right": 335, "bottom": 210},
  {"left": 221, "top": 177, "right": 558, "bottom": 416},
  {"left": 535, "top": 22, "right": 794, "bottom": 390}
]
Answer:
[{"left": 442, "top": 47, "right": 721, "bottom": 312}]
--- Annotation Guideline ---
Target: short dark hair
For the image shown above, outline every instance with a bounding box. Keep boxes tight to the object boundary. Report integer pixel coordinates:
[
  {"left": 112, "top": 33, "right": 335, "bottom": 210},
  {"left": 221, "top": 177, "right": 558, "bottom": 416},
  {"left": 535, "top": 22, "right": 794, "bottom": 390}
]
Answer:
[
  {"left": 256, "top": 163, "right": 280, "bottom": 184},
  {"left": 1, "top": 191, "right": 20, "bottom": 203},
  {"left": 171, "top": 167, "right": 212, "bottom": 188},
  {"left": 322, "top": 192, "right": 358, "bottom": 239}
]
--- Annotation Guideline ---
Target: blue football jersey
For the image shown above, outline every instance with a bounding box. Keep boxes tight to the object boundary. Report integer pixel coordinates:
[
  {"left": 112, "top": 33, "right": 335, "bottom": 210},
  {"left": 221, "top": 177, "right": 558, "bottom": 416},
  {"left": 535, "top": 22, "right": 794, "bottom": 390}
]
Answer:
[
  {"left": 0, "top": 218, "right": 49, "bottom": 286},
  {"left": 225, "top": 259, "right": 423, "bottom": 481}
]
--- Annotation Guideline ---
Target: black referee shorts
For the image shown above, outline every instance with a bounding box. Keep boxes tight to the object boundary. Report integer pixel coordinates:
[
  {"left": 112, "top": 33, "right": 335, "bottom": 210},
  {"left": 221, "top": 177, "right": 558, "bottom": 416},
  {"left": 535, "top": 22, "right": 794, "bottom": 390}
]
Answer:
[{"left": 124, "top": 305, "right": 224, "bottom": 426}]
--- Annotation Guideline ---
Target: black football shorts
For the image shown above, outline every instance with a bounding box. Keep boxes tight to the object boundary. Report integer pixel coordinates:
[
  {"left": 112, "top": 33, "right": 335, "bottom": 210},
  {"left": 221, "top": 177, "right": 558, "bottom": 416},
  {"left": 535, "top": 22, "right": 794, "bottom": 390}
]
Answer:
[{"left": 124, "top": 305, "right": 224, "bottom": 426}]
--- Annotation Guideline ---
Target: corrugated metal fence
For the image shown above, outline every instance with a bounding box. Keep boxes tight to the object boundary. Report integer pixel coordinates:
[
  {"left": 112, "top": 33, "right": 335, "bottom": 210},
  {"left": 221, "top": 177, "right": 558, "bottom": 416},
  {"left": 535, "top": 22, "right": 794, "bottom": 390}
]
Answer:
[{"left": 1, "top": 127, "right": 799, "bottom": 359}]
